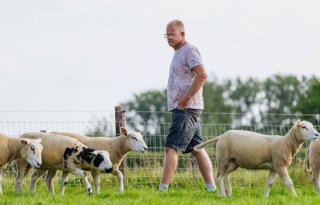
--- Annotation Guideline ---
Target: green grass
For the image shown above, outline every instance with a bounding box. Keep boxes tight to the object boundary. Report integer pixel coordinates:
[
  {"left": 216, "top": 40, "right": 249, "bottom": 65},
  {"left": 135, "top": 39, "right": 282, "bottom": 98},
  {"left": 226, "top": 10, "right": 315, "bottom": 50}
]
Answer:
[
  {"left": 1, "top": 169, "right": 320, "bottom": 205},
  {"left": 1, "top": 186, "right": 320, "bottom": 205}
]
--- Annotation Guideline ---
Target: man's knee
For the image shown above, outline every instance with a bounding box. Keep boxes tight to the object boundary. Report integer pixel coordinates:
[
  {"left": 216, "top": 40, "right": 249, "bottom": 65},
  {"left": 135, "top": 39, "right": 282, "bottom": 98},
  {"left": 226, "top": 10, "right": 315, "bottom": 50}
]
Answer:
[{"left": 165, "top": 147, "right": 177, "bottom": 154}]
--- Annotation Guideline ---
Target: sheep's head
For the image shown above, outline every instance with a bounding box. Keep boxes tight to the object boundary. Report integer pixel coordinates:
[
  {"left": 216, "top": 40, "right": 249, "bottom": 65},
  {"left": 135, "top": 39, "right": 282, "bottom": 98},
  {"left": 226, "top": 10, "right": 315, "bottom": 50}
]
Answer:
[
  {"left": 20, "top": 138, "right": 43, "bottom": 168},
  {"left": 92, "top": 150, "right": 113, "bottom": 173},
  {"left": 295, "top": 119, "right": 319, "bottom": 141},
  {"left": 121, "top": 127, "right": 148, "bottom": 153}
]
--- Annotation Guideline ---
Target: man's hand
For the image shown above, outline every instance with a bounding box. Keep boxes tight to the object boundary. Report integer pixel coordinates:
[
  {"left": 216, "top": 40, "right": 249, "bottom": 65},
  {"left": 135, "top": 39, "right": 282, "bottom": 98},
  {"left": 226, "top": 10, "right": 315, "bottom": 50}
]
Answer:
[
  {"left": 177, "top": 96, "right": 191, "bottom": 110},
  {"left": 177, "top": 64, "right": 207, "bottom": 110}
]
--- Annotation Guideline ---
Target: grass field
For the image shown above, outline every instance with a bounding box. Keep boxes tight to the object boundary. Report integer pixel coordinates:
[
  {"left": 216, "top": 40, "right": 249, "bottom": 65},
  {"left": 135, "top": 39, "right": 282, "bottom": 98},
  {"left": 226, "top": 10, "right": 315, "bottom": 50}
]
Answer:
[{"left": 1, "top": 169, "right": 320, "bottom": 205}]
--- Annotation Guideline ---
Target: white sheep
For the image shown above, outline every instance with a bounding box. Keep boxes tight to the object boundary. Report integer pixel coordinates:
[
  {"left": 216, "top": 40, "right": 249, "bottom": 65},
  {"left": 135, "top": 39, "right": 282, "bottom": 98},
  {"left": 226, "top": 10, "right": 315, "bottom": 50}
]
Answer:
[
  {"left": 45, "top": 127, "right": 148, "bottom": 193},
  {"left": 194, "top": 120, "right": 319, "bottom": 197},
  {"left": 0, "top": 133, "right": 43, "bottom": 194},
  {"left": 305, "top": 137, "right": 320, "bottom": 194},
  {"left": 14, "top": 132, "right": 113, "bottom": 195}
]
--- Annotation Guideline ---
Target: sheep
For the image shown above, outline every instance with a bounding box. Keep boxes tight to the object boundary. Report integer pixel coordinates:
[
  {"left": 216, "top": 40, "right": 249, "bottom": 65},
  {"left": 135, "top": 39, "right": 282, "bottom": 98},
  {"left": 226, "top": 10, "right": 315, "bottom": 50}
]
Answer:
[
  {"left": 0, "top": 133, "right": 43, "bottom": 194},
  {"left": 194, "top": 120, "right": 319, "bottom": 197},
  {"left": 14, "top": 132, "right": 113, "bottom": 195},
  {"left": 305, "top": 137, "right": 320, "bottom": 194},
  {"left": 45, "top": 127, "right": 148, "bottom": 193}
]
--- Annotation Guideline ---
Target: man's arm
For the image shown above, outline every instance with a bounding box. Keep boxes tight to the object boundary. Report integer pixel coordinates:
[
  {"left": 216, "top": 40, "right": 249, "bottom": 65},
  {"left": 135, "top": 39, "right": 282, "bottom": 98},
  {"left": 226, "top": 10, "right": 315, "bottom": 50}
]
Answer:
[{"left": 177, "top": 64, "right": 207, "bottom": 110}]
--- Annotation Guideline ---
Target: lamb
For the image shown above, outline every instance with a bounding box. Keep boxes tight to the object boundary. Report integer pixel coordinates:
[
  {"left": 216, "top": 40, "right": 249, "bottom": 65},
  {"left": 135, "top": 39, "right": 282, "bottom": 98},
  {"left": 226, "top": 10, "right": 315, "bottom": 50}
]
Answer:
[
  {"left": 0, "top": 133, "right": 43, "bottom": 194},
  {"left": 14, "top": 132, "right": 113, "bottom": 195},
  {"left": 305, "top": 137, "right": 320, "bottom": 194},
  {"left": 194, "top": 120, "right": 319, "bottom": 197},
  {"left": 44, "top": 127, "right": 148, "bottom": 193}
]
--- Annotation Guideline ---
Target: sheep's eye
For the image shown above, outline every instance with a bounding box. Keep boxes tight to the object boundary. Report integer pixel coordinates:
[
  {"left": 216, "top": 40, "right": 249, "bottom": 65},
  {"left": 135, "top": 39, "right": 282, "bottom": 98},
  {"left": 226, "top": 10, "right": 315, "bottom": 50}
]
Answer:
[
  {"left": 30, "top": 147, "right": 35, "bottom": 151},
  {"left": 301, "top": 126, "right": 308, "bottom": 130},
  {"left": 131, "top": 136, "right": 138, "bottom": 141}
]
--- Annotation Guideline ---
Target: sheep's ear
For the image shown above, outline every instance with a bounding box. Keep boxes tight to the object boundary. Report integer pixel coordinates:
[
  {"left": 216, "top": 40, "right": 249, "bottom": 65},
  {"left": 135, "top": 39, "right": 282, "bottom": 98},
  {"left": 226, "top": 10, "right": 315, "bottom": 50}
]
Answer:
[
  {"left": 120, "top": 127, "right": 128, "bottom": 136},
  {"left": 34, "top": 138, "right": 42, "bottom": 144},
  {"left": 20, "top": 139, "right": 29, "bottom": 145},
  {"left": 295, "top": 119, "right": 301, "bottom": 128}
]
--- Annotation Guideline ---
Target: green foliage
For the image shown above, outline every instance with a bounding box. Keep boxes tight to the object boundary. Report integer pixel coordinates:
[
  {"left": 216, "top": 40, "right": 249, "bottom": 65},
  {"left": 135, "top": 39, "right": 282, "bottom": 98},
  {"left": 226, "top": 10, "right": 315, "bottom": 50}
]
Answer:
[
  {"left": 124, "top": 89, "right": 170, "bottom": 134},
  {"left": 261, "top": 75, "right": 308, "bottom": 125},
  {"left": 293, "top": 77, "right": 320, "bottom": 114},
  {"left": 226, "top": 77, "right": 262, "bottom": 125},
  {"left": 202, "top": 80, "right": 234, "bottom": 124}
]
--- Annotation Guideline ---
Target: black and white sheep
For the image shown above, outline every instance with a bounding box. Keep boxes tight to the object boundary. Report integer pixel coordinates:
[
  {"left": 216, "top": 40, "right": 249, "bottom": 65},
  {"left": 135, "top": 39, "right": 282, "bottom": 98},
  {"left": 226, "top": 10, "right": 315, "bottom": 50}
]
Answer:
[
  {"left": 14, "top": 132, "right": 113, "bottom": 195},
  {"left": 45, "top": 127, "right": 148, "bottom": 193}
]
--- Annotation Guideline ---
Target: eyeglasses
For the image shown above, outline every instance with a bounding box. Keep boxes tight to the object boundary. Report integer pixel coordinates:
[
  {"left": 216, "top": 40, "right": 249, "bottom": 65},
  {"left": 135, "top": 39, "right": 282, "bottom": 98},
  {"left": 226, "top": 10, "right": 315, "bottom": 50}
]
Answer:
[{"left": 163, "top": 33, "right": 179, "bottom": 38}]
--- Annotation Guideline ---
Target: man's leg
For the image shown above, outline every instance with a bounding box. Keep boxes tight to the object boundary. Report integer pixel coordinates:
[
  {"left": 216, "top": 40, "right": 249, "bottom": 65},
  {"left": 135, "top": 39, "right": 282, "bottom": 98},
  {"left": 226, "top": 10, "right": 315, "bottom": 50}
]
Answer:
[
  {"left": 159, "top": 147, "right": 178, "bottom": 189},
  {"left": 192, "top": 148, "right": 216, "bottom": 191}
]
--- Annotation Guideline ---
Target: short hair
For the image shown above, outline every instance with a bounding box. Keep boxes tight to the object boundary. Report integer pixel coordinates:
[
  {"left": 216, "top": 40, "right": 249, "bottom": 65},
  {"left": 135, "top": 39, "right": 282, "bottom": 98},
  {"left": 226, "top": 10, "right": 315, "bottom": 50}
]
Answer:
[{"left": 167, "top": 19, "right": 185, "bottom": 32}]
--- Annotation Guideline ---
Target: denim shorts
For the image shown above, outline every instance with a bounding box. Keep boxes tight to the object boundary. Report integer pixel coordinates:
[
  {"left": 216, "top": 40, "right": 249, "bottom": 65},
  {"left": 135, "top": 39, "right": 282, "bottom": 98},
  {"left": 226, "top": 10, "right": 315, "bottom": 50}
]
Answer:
[{"left": 165, "top": 108, "right": 203, "bottom": 154}]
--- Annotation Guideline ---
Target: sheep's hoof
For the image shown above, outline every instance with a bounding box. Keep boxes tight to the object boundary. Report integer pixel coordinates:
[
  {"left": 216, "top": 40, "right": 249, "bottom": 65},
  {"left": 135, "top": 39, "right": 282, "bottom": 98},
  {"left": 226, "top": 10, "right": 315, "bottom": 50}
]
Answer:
[{"left": 87, "top": 188, "right": 93, "bottom": 195}]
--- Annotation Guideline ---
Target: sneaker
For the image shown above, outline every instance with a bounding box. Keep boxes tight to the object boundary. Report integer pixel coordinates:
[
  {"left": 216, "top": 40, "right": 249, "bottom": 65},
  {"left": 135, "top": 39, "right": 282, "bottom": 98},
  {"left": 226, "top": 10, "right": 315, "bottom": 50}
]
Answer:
[
  {"left": 158, "top": 184, "right": 168, "bottom": 191},
  {"left": 158, "top": 186, "right": 168, "bottom": 191},
  {"left": 205, "top": 185, "right": 217, "bottom": 192}
]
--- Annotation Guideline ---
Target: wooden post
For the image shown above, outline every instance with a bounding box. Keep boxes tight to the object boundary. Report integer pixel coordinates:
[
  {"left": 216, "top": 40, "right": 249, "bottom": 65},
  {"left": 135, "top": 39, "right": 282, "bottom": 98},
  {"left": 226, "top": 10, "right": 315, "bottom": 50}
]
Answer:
[{"left": 115, "top": 105, "right": 127, "bottom": 182}]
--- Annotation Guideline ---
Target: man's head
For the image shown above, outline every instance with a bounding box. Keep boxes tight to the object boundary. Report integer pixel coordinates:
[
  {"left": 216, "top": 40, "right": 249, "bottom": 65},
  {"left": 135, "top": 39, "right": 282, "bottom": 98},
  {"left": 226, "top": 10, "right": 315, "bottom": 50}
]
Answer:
[{"left": 165, "top": 19, "right": 186, "bottom": 50}]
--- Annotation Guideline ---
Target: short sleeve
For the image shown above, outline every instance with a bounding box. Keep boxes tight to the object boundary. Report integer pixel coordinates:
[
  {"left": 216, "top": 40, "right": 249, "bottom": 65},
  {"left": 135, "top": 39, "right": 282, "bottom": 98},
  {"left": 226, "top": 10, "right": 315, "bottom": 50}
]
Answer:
[{"left": 187, "top": 46, "right": 203, "bottom": 69}]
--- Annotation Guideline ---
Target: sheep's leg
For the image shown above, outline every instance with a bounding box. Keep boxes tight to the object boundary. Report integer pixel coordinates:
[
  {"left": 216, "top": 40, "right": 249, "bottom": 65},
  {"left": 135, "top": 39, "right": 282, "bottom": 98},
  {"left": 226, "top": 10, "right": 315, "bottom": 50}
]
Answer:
[
  {"left": 223, "top": 162, "right": 238, "bottom": 197},
  {"left": 216, "top": 155, "right": 228, "bottom": 197},
  {"left": 115, "top": 169, "right": 124, "bottom": 192},
  {"left": 29, "top": 169, "right": 46, "bottom": 193},
  {"left": 216, "top": 165, "right": 227, "bottom": 197},
  {"left": 70, "top": 169, "right": 93, "bottom": 195},
  {"left": 91, "top": 169, "right": 101, "bottom": 194},
  {"left": 216, "top": 173, "right": 225, "bottom": 196},
  {"left": 263, "top": 170, "right": 277, "bottom": 197},
  {"left": 277, "top": 168, "right": 297, "bottom": 196},
  {"left": 312, "top": 170, "right": 320, "bottom": 193},
  {"left": 0, "top": 170, "right": 3, "bottom": 194},
  {"left": 46, "top": 170, "right": 58, "bottom": 194},
  {"left": 223, "top": 174, "right": 231, "bottom": 197},
  {"left": 15, "top": 160, "right": 31, "bottom": 193},
  {"left": 60, "top": 171, "right": 69, "bottom": 195}
]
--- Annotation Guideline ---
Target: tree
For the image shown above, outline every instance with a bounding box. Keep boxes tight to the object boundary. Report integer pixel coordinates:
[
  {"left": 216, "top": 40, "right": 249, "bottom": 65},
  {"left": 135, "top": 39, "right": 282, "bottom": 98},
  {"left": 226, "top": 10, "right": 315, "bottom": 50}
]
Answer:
[
  {"left": 202, "top": 80, "right": 234, "bottom": 124},
  {"left": 293, "top": 76, "right": 320, "bottom": 121},
  {"left": 124, "top": 89, "right": 169, "bottom": 134},
  {"left": 261, "top": 75, "right": 308, "bottom": 126},
  {"left": 225, "top": 77, "right": 262, "bottom": 126}
]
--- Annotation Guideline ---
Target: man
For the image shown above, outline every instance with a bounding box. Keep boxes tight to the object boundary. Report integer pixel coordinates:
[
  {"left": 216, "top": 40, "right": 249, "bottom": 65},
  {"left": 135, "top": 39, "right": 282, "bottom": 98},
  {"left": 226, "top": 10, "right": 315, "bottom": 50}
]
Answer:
[{"left": 158, "top": 19, "right": 216, "bottom": 191}]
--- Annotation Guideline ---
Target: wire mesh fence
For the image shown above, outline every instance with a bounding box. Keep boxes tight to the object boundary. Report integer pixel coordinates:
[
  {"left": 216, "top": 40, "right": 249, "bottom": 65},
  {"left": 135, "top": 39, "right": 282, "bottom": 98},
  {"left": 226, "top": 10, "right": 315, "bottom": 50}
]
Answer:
[{"left": 0, "top": 111, "right": 319, "bottom": 190}]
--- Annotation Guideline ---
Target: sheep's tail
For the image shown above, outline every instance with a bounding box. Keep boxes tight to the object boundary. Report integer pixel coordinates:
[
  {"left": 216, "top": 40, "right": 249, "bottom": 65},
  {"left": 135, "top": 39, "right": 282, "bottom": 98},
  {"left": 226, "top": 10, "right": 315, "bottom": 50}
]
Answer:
[
  {"left": 305, "top": 147, "right": 312, "bottom": 175},
  {"left": 194, "top": 136, "right": 220, "bottom": 151}
]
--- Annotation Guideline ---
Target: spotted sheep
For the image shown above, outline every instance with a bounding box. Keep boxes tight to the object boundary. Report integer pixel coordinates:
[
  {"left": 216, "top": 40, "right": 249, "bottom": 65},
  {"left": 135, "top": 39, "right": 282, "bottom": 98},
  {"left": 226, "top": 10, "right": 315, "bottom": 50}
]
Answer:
[
  {"left": 194, "top": 120, "right": 319, "bottom": 197},
  {"left": 46, "top": 127, "right": 148, "bottom": 193},
  {"left": 14, "top": 132, "right": 113, "bottom": 195},
  {"left": 0, "top": 133, "right": 43, "bottom": 194}
]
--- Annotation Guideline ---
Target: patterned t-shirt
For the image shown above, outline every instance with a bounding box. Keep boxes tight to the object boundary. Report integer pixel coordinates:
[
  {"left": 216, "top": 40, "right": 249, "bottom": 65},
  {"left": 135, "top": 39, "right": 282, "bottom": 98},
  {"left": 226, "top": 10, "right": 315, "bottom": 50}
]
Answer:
[{"left": 167, "top": 42, "right": 204, "bottom": 111}]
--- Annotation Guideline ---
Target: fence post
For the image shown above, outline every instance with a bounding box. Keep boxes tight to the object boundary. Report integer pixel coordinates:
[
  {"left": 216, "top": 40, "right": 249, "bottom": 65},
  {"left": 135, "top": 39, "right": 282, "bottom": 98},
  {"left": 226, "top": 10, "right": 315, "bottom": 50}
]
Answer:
[{"left": 115, "top": 105, "right": 127, "bottom": 183}]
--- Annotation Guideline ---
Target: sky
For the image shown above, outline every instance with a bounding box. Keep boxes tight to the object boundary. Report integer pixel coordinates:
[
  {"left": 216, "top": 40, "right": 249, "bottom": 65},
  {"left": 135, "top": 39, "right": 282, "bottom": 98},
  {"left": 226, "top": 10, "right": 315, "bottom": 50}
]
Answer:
[{"left": 1, "top": 0, "right": 319, "bottom": 122}]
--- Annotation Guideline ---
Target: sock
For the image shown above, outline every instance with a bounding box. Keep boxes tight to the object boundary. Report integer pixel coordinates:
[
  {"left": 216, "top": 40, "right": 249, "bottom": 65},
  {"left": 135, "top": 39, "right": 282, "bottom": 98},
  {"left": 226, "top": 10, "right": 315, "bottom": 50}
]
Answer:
[
  {"left": 158, "top": 183, "right": 169, "bottom": 190},
  {"left": 205, "top": 183, "right": 216, "bottom": 190}
]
